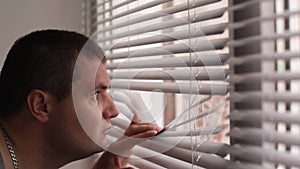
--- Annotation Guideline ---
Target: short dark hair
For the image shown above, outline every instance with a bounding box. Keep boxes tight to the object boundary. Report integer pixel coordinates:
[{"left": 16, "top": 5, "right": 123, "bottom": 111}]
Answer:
[{"left": 0, "top": 29, "right": 105, "bottom": 117}]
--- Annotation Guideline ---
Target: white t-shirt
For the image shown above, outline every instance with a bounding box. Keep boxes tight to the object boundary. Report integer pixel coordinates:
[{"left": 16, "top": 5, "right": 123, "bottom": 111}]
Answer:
[{"left": 0, "top": 154, "right": 5, "bottom": 169}]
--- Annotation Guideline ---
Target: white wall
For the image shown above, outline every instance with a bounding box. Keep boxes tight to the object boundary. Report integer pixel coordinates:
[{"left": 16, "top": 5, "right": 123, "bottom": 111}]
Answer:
[{"left": 0, "top": 0, "right": 84, "bottom": 68}]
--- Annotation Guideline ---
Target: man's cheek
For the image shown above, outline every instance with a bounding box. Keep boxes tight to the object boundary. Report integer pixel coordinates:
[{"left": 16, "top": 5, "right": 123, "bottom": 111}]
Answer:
[{"left": 75, "top": 100, "right": 107, "bottom": 141}]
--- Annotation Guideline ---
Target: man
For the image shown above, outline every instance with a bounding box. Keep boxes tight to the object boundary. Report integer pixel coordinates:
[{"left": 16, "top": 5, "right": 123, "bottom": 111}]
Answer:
[{"left": 0, "top": 30, "right": 160, "bottom": 169}]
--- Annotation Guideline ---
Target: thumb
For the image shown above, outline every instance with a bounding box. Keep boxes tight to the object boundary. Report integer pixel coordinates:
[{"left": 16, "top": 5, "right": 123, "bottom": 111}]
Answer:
[{"left": 130, "top": 113, "right": 141, "bottom": 125}]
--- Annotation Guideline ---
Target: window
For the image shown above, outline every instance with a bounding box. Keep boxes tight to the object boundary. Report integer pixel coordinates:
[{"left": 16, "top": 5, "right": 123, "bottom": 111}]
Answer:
[{"left": 83, "top": 0, "right": 300, "bottom": 168}]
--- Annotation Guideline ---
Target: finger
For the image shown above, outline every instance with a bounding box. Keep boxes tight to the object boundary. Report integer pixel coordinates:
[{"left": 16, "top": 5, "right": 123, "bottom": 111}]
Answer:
[
  {"left": 120, "top": 156, "right": 131, "bottom": 168},
  {"left": 124, "top": 123, "right": 160, "bottom": 136},
  {"left": 132, "top": 130, "right": 158, "bottom": 138},
  {"left": 130, "top": 113, "right": 141, "bottom": 124}
]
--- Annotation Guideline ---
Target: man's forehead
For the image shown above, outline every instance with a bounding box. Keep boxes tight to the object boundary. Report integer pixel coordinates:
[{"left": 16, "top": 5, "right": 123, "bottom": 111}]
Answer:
[
  {"left": 74, "top": 57, "right": 109, "bottom": 87},
  {"left": 76, "top": 57, "right": 104, "bottom": 74}
]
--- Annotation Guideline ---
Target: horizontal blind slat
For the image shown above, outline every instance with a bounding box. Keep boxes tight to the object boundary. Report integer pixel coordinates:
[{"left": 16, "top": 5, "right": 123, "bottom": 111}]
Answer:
[
  {"left": 93, "top": 0, "right": 172, "bottom": 27},
  {"left": 91, "top": 0, "right": 110, "bottom": 10},
  {"left": 227, "top": 0, "right": 260, "bottom": 12},
  {"left": 106, "top": 38, "right": 228, "bottom": 59},
  {"left": 107, "top": 135, "right": 194, "bottom": 168},
  {"left": 228, "top": 31, "right": 300, "bottom": 47},
  {"left": 229, "top": 145, "right": 300, "bottom": 168},
  {"left": 129, "top": 155, "right": 167, "bottom": 169},
  {"left": 102, "top": 22, "right": 227, "bottom": 50},
  {"left": 110, "top": 80, "right": 228, "bottom": 95},
  {"left": 94, "top": 0, "right": 222, "bottom": 34},
  {"left": 92, "top": 0, "right": 137, "bottom": 18},
  {"left": 110, "top": 68, "right": 228, "bottom": 81},
  {"left": 137, "top": 139, "right": 234, "bottom": 169},
  {"left": 111, "top": 117, "right": 130, "bottom": 129},
  {"left": 107, "top": 53, "right": 229, "bottom": 69},
  {"left": 98, "top": 8, "right": 226, "bottom": 42},
  {"left": 133, "top": 148, "right": 194, "bottom": 168},
  {"left": 230, "top": 92, "right": 300, "bottom": 103},
  {"left": 229, "top": 110, "right": 300, "bottom": 125},
  {"left": 229, "top": 127, "right": 300, "bottom": 146},
  {"left": 230, "top": 72, "right": 300, "bottom": 83},
  {"left": 155, "top": 137, "right": 229, "bottom": 157},
  {"left": 228, "top": 51, "right": 300, "bottom": 65},
  {"left": 159, "top": 125, "right": 227, "bottom": 137},
  {"left": 229, "top": 9, "right": 300, "bottom": 30}
]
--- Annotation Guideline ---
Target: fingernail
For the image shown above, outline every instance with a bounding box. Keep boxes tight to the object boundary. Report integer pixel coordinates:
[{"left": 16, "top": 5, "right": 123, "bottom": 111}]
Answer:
[{"left": 151, "top": 130, "right": 157, "bottom": 135}]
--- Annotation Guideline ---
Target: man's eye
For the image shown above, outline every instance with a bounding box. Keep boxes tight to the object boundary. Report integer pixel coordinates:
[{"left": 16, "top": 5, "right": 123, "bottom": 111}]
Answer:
[{"left": 92, "top": 91, "right": 100, "bottom": 100}]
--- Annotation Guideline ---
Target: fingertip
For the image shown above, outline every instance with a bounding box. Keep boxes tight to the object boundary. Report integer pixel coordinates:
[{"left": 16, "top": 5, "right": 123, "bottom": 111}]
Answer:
[
  {"left": 148, "top": 129, "right": 158, "bottom": 135},
  {"left": 156, "top": 126, "right": 163, "bottom": 131},
  {"left": 133, "top": 130, "right": 158, "bottom": 138}
]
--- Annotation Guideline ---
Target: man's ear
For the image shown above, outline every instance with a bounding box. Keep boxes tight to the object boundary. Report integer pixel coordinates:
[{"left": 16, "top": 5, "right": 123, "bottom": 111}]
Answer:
[{"left": 27, "top": 89, "right": 54, "bottom": 123}]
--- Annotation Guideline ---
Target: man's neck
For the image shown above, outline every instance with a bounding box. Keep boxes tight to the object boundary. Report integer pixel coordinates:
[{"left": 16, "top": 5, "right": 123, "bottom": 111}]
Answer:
[{"left": 0, "top": 113, "right": 70, "bottom": 169}]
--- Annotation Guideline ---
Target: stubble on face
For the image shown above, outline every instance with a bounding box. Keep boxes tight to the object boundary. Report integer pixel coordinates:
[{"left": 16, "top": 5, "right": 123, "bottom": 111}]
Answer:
[{"left": 71, "top": 56, "right": 112, "bottom": 151}]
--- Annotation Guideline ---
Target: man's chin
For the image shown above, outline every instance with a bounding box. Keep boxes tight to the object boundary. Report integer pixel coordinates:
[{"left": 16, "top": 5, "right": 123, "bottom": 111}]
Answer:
[
  {"left": 74, "top": 145, "right": 103, "bottom": 162},
  {"left": 97, "top": 133, "right": 111, "bottom": 149}
]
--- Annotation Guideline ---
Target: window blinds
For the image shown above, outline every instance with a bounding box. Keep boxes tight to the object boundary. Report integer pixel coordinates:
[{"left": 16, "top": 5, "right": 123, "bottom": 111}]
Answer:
[
  {"left": 84, "top": 0, "right": 233, "bottom": 168},
  {"left": 82, "top": 0, "right": 300, "bottom": 168},
  {"left": 229, "top": 0, "right": 300, "bottom": 169}
]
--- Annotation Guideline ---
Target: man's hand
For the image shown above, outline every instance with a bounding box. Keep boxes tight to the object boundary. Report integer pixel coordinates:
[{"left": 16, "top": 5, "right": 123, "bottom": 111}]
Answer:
[
  {"left": 123, "top": 113, "right": 161, "bottom": 138},
  {"left": 93, "top": 114, "right": 161, "bottom": 169}
]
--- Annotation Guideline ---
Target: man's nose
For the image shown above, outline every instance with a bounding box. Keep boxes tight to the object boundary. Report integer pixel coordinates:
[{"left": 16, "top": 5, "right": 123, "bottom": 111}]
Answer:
[{"left": 102, "top": 94, "right": 119, "bottom": 120}]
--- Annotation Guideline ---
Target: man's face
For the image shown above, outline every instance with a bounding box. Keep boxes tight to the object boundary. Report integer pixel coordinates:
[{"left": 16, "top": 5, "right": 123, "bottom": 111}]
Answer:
[
  {"left": 73, "top": 56, "right": 120, "bottom": 148},
  {"left": 49, "top": 56, "right": 119, "bottom": 157}
]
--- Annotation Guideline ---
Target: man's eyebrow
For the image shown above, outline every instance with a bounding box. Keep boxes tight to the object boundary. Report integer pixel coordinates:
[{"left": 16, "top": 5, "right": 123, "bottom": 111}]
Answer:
[{"left": 94, "top": 84, "right": 110, "bottom": 90}]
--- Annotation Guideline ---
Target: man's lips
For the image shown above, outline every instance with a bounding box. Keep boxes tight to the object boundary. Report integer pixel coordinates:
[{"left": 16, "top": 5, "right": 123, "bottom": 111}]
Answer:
[{"left": 102, "top": 126, "right": 112, "bottom": 134}]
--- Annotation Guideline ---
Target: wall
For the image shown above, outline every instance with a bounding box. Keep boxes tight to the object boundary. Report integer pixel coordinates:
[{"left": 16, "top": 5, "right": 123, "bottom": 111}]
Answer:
[{"left": 0, "top": 0, "right": 84, "bottom": 68}]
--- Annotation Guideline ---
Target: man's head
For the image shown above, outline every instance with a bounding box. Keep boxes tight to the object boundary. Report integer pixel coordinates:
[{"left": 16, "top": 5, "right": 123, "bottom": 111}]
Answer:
[
  {"left": 0, "top": 30, "right": 104, "bottom": 117},
  {"left": 0, "top": 30, "right": 119, "bottom": 161}
]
